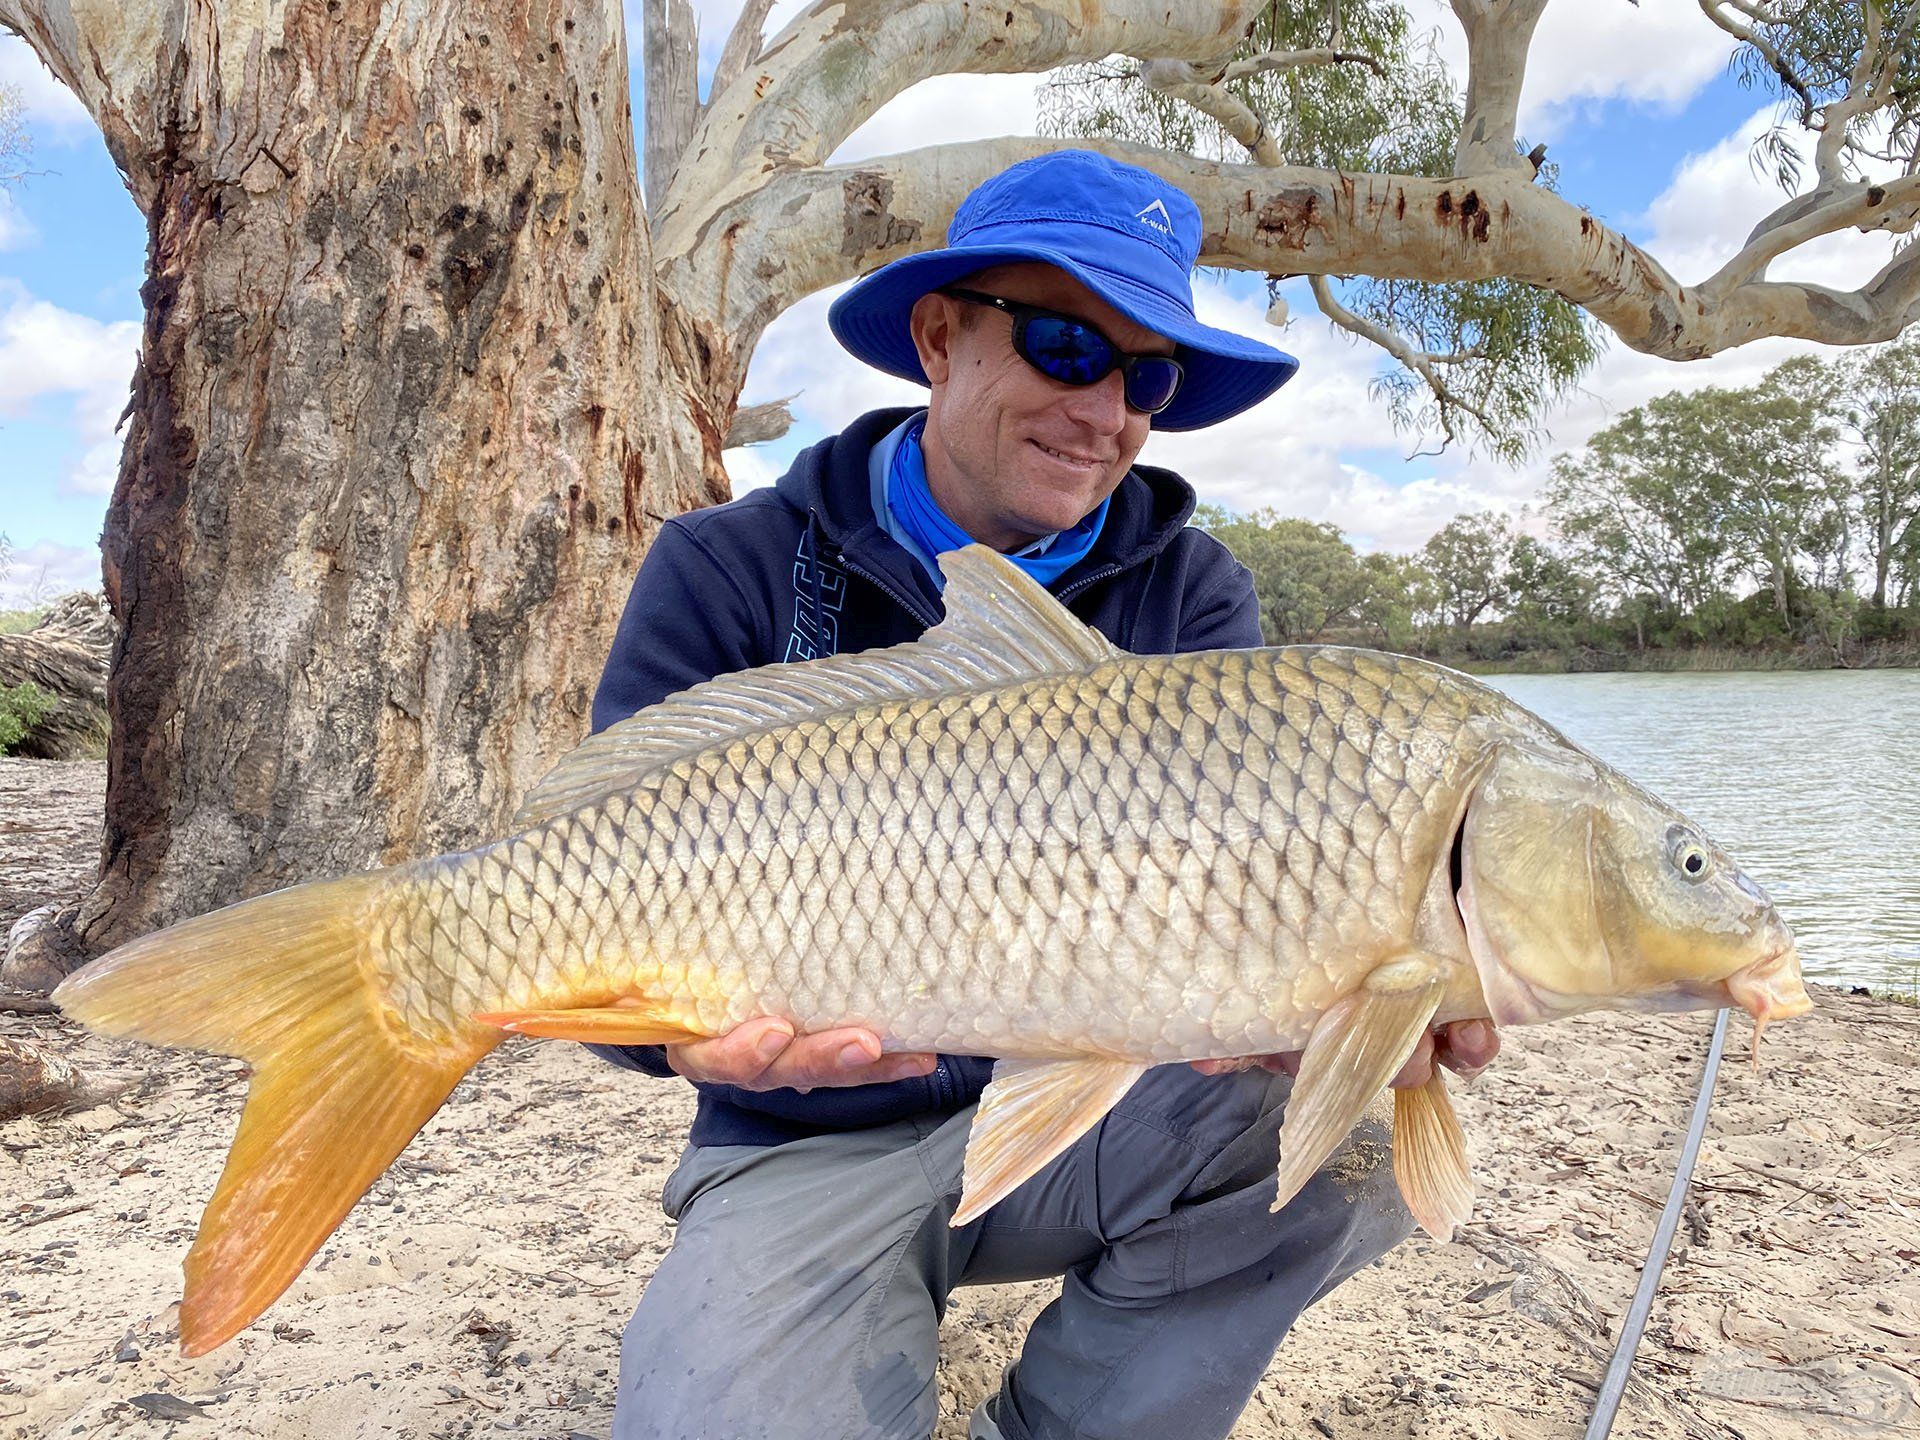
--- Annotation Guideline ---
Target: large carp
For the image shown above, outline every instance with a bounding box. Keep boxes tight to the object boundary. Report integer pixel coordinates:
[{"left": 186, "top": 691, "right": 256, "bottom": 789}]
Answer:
[{"left": 56, "top": 546, "right": 1811, "bottom": 1354}]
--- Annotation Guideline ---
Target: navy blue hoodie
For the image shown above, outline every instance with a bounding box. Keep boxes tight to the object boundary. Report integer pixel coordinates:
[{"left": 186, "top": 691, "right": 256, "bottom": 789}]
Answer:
[{"left": 589, "top": 407, "right": 1261, "bottom": 1147}]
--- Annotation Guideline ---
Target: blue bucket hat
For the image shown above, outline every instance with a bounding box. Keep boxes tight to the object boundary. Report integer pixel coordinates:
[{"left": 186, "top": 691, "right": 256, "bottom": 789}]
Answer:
[{"left": 827, "top": 150, "right": 1298, "bottom": 432}]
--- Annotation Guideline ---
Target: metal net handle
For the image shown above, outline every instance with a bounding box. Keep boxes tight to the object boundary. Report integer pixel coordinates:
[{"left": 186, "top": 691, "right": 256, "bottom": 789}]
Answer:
[{"left": 1583, "top": 1006, "right": 1731, "bottom": 1440}]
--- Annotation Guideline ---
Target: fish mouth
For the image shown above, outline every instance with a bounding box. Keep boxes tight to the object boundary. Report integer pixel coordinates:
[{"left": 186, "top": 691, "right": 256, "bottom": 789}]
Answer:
[{"left": 1725, "top": 945, "right": 1814, "bottom": 1029}]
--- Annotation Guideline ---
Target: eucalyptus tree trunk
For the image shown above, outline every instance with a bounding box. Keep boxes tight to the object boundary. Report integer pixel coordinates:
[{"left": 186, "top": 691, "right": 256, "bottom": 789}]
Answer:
[{"left": 2, "top": 0, "right": 727, "bottom": 949}]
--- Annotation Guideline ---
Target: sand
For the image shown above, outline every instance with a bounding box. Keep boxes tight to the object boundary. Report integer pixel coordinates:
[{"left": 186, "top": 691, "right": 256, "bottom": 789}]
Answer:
[{"left": 2, "top": 757, "right": 1916, "bottom": 1439}]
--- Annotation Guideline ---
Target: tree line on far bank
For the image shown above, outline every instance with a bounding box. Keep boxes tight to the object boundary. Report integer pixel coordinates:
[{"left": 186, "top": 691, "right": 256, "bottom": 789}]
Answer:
[{"left": 1200, "top": 336, "right": 1920, "bottom": 670}]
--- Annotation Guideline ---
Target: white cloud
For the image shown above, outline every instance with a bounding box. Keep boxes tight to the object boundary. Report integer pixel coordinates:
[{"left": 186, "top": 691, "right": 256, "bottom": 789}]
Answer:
[
  {"left": 720, "top": 441, "right": 785, "bottom": 495},
  {"left": 0, "top": 537, "right": 97, "bottom": 606},
  {"left": 0, "top": 34, "right": 93, "bottom": 137},
  {"left": 1636, "top": 106, "right": 1903, "bottom": 289},
  {"left": 1520, "top": 0, "right": 1735, "bottom": 139},
  {"left": 0, "top": 280, "right": 138, "bottom": 495},
  {"left": 832, "top": 72, "right": 1042, "bottom": 165},
  {"left": 1139, "top": 276, "right": 1538, "bottom": 551},
  {"left": 741, "top": 280, "right": 929, "bottom": 426},
  {"left": 1402, "top": 0, "right": 1735, "bottom": 143}
]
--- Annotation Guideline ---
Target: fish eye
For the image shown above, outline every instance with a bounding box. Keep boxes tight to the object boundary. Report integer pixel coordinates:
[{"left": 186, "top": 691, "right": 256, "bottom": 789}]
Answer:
[{"left": 1670, "top": 834, "right": 1712, "bottom": 884}]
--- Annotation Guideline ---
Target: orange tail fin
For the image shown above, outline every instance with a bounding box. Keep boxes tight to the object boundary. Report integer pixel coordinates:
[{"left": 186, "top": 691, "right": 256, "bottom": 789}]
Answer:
[{"left": 54, "top": 871, "right": 497, "bottom": 1355}]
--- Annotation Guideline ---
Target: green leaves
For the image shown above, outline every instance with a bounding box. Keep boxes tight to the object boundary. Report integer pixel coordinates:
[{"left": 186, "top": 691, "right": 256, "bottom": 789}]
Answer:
[
  {"left": 1542, "top": 342, "right": 1920, "bottom": 630},
  {"left": 1036, "top": 2, "right": 1602, "bottom": 460},
  {"left": 1347, "top": 274, "right": 1602, "bottom": 465},
  {"left": 1193, "top": 505, "right": 1414, "bottom": 645},
  {"left": 0, "top": 681, "right": 52, "bottom": 756}
]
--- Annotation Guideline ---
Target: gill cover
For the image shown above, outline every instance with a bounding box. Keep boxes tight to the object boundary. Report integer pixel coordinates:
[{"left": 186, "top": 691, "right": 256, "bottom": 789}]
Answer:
[{"left": 1454, "top": 741, "right": 1604, "bottom": 1025}]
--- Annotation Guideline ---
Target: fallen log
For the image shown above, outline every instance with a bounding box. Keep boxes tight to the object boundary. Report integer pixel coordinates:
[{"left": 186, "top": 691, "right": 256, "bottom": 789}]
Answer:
[
  {"left": 0, "top": 1035, "right": 130, "bottom": 1121},
  {"left": 0, "top": 593, "right": 113, "bottom": 759}
]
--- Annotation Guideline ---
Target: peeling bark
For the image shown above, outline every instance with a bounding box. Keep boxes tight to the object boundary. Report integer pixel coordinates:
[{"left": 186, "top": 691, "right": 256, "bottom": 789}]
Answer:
[{"left": 2, "top": 0, "right": 718, "bottom": 947}]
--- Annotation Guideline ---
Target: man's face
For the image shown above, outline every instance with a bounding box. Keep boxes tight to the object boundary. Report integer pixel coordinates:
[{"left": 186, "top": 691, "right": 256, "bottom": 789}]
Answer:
[{"left": 908, "top": 262, "right": 1173, "bottom": 551}]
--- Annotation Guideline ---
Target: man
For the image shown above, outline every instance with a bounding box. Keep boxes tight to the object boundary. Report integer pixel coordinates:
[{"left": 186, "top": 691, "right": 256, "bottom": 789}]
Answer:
[{"left": 592, "top": 150, "right": 1498, "bottom": 1440}]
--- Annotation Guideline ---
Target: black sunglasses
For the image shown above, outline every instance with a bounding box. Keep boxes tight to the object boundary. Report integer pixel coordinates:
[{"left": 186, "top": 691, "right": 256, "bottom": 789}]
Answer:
[{"left": 937, "top": 288, "right": 1186, "bottom": 416}]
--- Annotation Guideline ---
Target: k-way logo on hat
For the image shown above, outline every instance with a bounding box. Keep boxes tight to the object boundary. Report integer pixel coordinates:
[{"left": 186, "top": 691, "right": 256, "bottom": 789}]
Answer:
[{"left": 1134, "top": 198, "right": 1175, "bottom": 235}]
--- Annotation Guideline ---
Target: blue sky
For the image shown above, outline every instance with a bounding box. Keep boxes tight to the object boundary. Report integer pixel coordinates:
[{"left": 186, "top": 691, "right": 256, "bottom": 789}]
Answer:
[{"left": 0, "top": 0, "right": 1901, "bottom": 604}]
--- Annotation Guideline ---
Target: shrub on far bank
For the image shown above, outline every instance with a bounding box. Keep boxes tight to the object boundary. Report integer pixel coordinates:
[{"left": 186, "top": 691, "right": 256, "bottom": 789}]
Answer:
[{"left": 0, "top": 681, "right": 54, "bottom": 755}]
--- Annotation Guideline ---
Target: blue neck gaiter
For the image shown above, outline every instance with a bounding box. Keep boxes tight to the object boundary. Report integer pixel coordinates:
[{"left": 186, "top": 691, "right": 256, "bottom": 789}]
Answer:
[{"left": 886, "top": 421, "right": 1110, "bottom": 591}]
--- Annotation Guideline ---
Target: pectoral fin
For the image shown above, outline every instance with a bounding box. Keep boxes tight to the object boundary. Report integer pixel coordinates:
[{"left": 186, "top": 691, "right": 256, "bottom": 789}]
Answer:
[
  {"left": 1271, "top": 955, "right": 1444, "bottom": 1216},
  {"left": 471, "top": 1005, "right": 710, "bottom": 1046},
  {"left": 1393, "top": 1070, "right": 1474, "bottom": 1240},
  {"left": 952, "top": 1058, "right": 1147, "bottom": 1227}
]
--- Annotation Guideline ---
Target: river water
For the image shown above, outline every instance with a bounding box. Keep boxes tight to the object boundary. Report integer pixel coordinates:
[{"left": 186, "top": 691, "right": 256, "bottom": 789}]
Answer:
[{"left": 1482, "top": 669, "right": 1920, "bottom": 994}]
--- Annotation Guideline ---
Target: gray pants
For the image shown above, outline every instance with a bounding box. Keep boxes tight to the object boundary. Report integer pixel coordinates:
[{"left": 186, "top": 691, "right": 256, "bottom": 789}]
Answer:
[{"left": 613, "top": 1065, "right": 1412, "bottom": 1440}]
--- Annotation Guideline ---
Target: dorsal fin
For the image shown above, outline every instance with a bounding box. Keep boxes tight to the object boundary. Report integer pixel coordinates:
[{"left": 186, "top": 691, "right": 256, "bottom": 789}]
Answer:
[{"left": 511, "top": 545, "right": 1123, "bottom": 830}]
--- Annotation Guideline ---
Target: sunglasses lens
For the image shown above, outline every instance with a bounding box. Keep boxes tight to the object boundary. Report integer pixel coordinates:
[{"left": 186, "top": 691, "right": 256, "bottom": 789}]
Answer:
[
  {"left": 1021, "top": 316, "right": 1114, "bottom": 386},
  {"left": 1125, "top": 358, "right": 1184, "bottom": 415}
]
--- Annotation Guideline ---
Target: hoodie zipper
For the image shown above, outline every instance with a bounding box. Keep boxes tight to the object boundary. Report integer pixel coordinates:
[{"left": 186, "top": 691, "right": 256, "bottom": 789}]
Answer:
[
  {"left": 1056, "top": 561, "right": 1125, "bottom": 605},
  {"left": 838, "top": 555, "right": 943, "bottom": 629},
  {"left": 929, "top": 1059, "right": 958, "bottom": 1108}
]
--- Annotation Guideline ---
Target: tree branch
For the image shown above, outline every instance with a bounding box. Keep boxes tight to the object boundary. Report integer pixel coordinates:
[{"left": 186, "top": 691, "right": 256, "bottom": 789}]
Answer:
[
  {"left": 1308, "top": 275, "right": 1494, "bottom": 445},
  {"left": 1139, "top": 59, "right": 1284, "bottom": 167},
  {"left": 1697, "top": 0, "right": 1815, "bottom": 126},
  {"left": 1450, "top": 0, "right": 1551, "bottom": 175},
  {"left": 1220, "top": 47, "right": 1387, "bottom": 83},
  {"left": 1705, "top": 175, "right": 1920, "bottom": 296},
  {"left": 653, "top": 0, "right": 1265, "bottom": 252},
  {"left": 725, "top": 395, "right": 797, "bottom": 447},
  {"left": 673, "top": 137, "right": 1920, "bottom": 366},
  {"left": 643, "top": 0, "right": 701, "bottom": 205},
  {"left": 709, "top": 0, "right": 778, "bottom": 108},
  {"left": 1813, "top": 2, "right": 1920, "bottom": 186}
]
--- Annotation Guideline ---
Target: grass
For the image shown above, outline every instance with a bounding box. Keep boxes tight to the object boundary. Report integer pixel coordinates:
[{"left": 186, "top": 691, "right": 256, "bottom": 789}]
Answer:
[
  {"left": 1879, "top": 967, "right": 1920, "bottom": 1008},
  {"left": 0, "top": 606, "right": 49, "bottom": 635}
]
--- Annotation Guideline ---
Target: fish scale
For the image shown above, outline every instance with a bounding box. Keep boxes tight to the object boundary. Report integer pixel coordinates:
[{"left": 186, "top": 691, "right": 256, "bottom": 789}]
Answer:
[
  {"left": 378, "top": 647, "right": 1478, "bottom": 1069},
  {"left": 53, "top": 545, "right": 1810, "bottom": 1355}
]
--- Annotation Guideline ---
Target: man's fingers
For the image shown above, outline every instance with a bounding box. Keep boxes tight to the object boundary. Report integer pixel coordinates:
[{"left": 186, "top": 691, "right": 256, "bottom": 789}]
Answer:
[
  {"left": 756, "top": 1028, "right": 923, "bottom": 1090},
  {"left": 1389, "top": 1031, "right": 1437, "bottom": 1090},
  {"left": 1435, "top": 1018, "right": 1500, "bottom": 1079},
  {"left": 665, "top": 1016, "right": 795, "bottom": 1086},
  {"left": 668, "top": 1021, "right": 937, "bottom": 1090}
]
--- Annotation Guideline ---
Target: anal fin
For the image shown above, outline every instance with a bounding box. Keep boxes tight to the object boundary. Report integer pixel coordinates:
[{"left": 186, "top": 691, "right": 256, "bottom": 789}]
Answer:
[
  {"left": 952, "top": 1057, "right": 1147, "bottom": 1227},
  {"left": 472, "top": 1005, "right": 711, "bottom": 1046},
  {"left": 1271, "top": 954, "right": 1444, "bottom": 1216},
  {"left": 1393, "top": 1069, "right": 1474, "bottom": 1240}
]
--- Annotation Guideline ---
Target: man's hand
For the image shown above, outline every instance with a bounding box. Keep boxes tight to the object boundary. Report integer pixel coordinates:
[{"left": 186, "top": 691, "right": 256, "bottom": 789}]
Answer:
[
  {"left": 1190, "top": 1018, "right": 1501, "bottom": 1088},
  {"left": 666, "top": 1016, "right": 938, "bottom": 1093}
]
